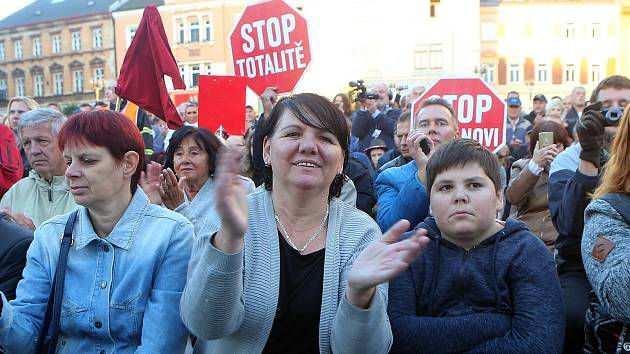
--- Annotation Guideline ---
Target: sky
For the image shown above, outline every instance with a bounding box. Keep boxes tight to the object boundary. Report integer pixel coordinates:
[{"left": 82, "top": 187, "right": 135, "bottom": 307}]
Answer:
[{"left": 0, "top": 0, "right": 35, "bottom": 21}]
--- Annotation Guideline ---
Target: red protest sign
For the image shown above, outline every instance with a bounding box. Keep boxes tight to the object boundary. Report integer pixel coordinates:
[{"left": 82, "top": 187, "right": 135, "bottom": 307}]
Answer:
[
  {"left": 230, "top": 0, "right": 311, "bottom": 96},
  {"left": 411, "top": 77, "right": 506, "bottom": 153},
  {"left": 198, "top": 75, "right": 247, "bottom": 136}
]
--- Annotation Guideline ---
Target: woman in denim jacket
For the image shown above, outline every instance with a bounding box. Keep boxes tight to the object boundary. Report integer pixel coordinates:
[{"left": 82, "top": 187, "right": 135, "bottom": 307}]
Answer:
[{"left": 0, "top": 111, "right": 193, "bottom": 353}]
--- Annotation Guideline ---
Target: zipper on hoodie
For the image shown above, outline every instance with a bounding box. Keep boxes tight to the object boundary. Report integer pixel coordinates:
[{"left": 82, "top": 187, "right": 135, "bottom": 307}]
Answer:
[{"left": 48, "top": 185, "right": 52, "bottom": 201}]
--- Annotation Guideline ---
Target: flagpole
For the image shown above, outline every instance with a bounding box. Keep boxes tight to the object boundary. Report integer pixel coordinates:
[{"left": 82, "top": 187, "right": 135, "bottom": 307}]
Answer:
[
  {"left": 115, "top": 97, "right": 121, "bottom": 112},
  {"left": 219, "top": 125, "right": 224, "bottom": 138}
]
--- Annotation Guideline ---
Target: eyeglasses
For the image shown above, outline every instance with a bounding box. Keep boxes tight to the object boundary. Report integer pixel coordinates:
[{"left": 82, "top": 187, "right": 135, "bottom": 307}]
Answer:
[
  {"left": 9, "top": 110, "right": 27, "bottom": 115},
  {"left": 186, "top": 111, "right": 198, "bottom": 115}
]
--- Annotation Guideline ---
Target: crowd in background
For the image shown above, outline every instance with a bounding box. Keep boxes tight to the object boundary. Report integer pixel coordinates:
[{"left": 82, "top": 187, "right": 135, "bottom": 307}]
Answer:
[{"left": 0, "top": 74, "right": 629, "bottom": 353}]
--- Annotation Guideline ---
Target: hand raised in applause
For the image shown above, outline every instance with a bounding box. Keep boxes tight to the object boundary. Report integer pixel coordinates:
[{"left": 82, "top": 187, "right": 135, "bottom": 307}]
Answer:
[
  {"left": 213, "top": 147, "right": 248, "bottom": 253},
  {"left": 346, "top": 220, "right": 430, "bottom": 308},
  {"left": 159, "top": 168, "right": 190, "bottom": 210},
  {"left": 139, "top": 161, "right": 163, "bottom": 205}
]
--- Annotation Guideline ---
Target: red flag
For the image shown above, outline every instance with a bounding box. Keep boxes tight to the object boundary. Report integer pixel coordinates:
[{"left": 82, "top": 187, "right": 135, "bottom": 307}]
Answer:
[
  {"left": 198, "top": 75, "right": 247, "bottom": 136},
  {"left": 115, "top": 5, "right": 185, "bottom": 130}
]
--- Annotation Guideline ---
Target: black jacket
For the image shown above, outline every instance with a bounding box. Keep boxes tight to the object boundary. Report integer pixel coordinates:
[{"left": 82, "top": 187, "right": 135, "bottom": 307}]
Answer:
[
  {"left": 344, "top": 156, "right": 376, "bottom": 215},
  {"left": 0, "top": 213, "right": 33, "bottom": 301}
]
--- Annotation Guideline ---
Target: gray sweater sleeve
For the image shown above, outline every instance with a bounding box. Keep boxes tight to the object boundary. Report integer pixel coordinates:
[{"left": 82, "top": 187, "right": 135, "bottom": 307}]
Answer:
[
  {"left": 179, "top": 234, "right": 245, "bottom": 340},
  {"left": 331, "top": 223, "right": 392, "bottom": 354},
  {"left": 583, "top": 198, "right": 630, "bottom": 322}
]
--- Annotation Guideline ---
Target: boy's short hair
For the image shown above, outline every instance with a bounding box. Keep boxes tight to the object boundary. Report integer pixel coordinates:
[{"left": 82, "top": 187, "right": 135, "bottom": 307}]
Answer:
[{"left": 426, "top": 138, "right": 501, "bottom": 194}]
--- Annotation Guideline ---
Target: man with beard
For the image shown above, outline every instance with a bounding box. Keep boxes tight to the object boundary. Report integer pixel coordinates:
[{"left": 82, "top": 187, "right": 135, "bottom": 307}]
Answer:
[
  {"left": 352, "top": 83, "right": 401, "bottom": 152},
  {"left": 548, "top": 75, "right": 630, "bottom": 354}
]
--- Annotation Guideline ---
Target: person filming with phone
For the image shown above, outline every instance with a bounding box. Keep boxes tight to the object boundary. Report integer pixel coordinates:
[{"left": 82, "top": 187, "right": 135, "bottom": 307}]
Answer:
[
  {"left": 375, "top": 97, "right": 459, "bottom": 232},
  {"left": 505, "top": 121, "right": 571, "bottom": 252}
]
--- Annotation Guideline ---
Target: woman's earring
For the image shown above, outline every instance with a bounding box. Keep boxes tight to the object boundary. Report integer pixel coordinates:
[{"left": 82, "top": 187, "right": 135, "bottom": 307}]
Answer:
[{"left": 265, "top": 159, "right": 271, "bottom": 167}]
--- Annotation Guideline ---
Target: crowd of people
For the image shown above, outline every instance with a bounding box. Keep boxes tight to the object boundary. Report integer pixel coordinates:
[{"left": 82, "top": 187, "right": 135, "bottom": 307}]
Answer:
[{"left": 0, "top": 74, "right": 629, "bottom": 353}]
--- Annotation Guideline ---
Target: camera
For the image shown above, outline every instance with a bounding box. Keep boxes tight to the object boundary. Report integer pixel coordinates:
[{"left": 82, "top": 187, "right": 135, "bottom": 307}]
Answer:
[
  {"left": 349, "top": 80, "right": 380, "bottom": 102},
  {"left": 602, "top": 107, "right": 624, "bottom": 126}
]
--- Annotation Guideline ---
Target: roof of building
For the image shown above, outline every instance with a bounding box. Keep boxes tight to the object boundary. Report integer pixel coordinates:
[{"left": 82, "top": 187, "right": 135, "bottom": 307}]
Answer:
[
  {"left": 114, "top": 0, "right": 164, "bottom": 12},
  {"left": 0, "top": 0, "right": 116, "bottom": 29},
  {"left": 0, "top": 0, "right": 164, "bottom": 30}
]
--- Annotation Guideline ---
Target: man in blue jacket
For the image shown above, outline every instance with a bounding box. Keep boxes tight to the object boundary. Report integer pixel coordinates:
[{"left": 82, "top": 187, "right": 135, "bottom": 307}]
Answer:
[
  {"left": 548, "top": 75, "right": 630, "bottom": 354},
  {"left": 374, "top": 97, "right": 458, "bottom": 232},
  {"left": 351, "top": 83, "right": 401, "bottom": 152}
]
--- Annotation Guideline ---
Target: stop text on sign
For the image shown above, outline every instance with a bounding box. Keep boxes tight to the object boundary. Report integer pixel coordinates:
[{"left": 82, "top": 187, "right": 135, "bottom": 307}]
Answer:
[
  {"left": 235, "top": 14, "right": 307, "bottom": 79},
  {"left": 424, "top": 94, "right": 499, "bottom": 147}
]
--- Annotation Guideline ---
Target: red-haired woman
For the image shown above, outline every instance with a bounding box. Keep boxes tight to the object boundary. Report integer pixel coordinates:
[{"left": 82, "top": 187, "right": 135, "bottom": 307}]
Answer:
[{"left": 0, "top": 111, "right": 193, "bottom": 353}]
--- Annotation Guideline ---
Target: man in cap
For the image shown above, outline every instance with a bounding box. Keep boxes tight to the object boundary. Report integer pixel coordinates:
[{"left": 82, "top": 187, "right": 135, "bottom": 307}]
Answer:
[{"left": 527, "top": 94, "right": 547, "bottom": 124}]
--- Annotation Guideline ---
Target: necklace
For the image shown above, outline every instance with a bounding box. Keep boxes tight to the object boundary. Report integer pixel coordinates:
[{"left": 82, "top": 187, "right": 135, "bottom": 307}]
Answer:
[{"left": 274, "top": 204, "right": 329, "bottom": 253}]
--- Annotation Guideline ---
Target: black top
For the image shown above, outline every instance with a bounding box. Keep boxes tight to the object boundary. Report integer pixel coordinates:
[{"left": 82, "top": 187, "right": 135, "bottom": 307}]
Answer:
[
  {"left": 262, "top": 230, "right": 326, "bottom": 354},
  {"left": 0, "top": 212, "right": 34, "bottom": 302}
]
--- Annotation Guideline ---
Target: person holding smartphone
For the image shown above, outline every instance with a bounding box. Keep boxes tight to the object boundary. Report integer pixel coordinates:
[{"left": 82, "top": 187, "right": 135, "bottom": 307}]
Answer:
[{"left": 505, "top": 121, "right": 571, "bottom": 252}]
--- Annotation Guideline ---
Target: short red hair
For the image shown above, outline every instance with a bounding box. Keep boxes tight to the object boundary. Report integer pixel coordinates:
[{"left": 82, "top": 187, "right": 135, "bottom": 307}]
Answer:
[{"left": 57, "top": 110, "right": 145, "bottom": 192}]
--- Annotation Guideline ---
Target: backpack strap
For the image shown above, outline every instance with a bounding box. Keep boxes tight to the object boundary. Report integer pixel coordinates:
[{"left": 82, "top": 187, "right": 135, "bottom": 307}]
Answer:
[
  {"left": 35, "top": 209, "right": 79, "bottom": 354},
  {"left": 599, "top": 193, "right": 630, "bottom": 225}
]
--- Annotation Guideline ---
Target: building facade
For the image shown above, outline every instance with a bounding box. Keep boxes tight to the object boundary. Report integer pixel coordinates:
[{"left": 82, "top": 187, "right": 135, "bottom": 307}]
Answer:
[
  {"left": 0, "top": 0, "right": 119, "bottom": 108},
  {"left": 113, "top": 0, "right": 246, "bottom": 104},
  {"left": 480, "top": 0, "right": 623, "bottom": 101}
]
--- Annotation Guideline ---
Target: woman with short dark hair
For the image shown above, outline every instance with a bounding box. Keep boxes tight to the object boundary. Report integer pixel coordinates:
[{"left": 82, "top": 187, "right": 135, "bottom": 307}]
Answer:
[
  {"left": 0, "top": 111, "right": 193, "bottom": 353},
  {"left": 180, "top": 93, "right": 429, "bottom": 353}
]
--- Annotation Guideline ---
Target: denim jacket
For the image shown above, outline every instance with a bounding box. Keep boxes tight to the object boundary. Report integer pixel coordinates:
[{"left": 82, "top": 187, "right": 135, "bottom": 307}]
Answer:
[{"left": 0, "top": 189, "right": 193, "bottom": 354}]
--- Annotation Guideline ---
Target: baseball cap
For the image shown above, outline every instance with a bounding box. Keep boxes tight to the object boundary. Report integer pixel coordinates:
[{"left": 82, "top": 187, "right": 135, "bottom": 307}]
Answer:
[
  {"left": 533, "top": 94, "right": 547, "bottom": 102},
  {"left": 506, "top": 97, "right": 521, "bottom": 107}
]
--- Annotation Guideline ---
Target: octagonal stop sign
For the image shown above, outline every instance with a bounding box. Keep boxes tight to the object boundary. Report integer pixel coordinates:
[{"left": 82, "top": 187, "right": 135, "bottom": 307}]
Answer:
[
  {"left": 230, "top": 0, "right": 311, "bottom": 96},
  {"left": 411, "top": 78, "right": 506, "bottom": 153}
]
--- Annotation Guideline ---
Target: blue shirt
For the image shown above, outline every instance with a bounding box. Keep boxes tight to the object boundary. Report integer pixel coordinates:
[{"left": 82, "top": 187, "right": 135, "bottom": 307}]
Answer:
[{"left": 0, "top": 189, "right": 193, "bottom": 353}]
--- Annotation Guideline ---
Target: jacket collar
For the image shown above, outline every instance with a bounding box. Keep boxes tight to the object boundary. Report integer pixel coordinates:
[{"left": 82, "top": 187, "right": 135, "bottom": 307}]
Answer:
[
  {"left": 74, "top": 188, "right": 150, "bottom": 251},
  {"left": 28, "top": 170, "right": 69, "bottom": 189}
]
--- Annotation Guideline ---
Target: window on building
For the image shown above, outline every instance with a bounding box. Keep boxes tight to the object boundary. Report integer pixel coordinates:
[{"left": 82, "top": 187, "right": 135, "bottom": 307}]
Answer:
[
  {"left": 206, "top": 63, "right": 212, "bottom": 74},
  {"left": 71, "top": 31, "right": 81, "bottom": 51},
  {"left": 178, "top": 22, "right": 185, "bottom": 43},
  {"left": 53, "top": 72, "right": 63, "bottom": 95},
  {"left": 564, "top": 64, "right": 575, "bottom": 82},
  {"left": 126, "top": 26, "right": 137, "bottom": 48},
  {"left": 14, "top": 40, "right": 23, "bottom": 59},
  {"left": 204, "top": 18, "right": 213, "bottom": 41},
  {"left": 537, "top": 63, "right": 548, "bottom": 82},
  {"left": 509, "top": 64, "right": 520, "bottom": 82},
  {"left": 15, "top": 76, "right": 25, "bottom": 97},
  {"left": 33, "top": 37, "right": 41, "bottom": 57},
  {"left": 429, "top": 44, "right": 442, "bottom": 69},
  {"left": 0, "top": 42, "right": 5, "bottom": 61},
  {"left": 0, "top": 78, "right": 7, "bottom": 100},
  {"left": 190, "top": 21, "right": 200, "bottom": 42},
  {"left": 94, "top": 67, "right": 104, "bottom": 80},
  {"left": 591, "top": 64, "right": 601, "bottom": 83},
  {"left": 179, "top": 65, "right": 185, "bottom": 83},
  {"left": 414, "top": 45, "right": 428, "bottom": 70},
  {"left": 73, "top": 70, "right": 83, "bottom": 93},
  {"left": 562, "top": 23, "right": 575, "bottom": 39},
  {"left": 591, "top": 23, "right": 601, "bottom": 38},
  {"left": 92, "top": 28, "right": 102, "bottom": 48},
  {"left": 34, "top": 74, "right": 44, "bottom": 97},
  {"left": 191, "top": 65, "right": 200, "bottom": 86},
  {"left": 430, "top": 0, "right": 440, "bottom": 18},
  {"left": 52, "top": 34, "right": 61, "bottom": 53},
  {"left": 481, "top": 22, "right": 497, "bottom": 41},
  {"left": 481, "top": 64, "right": 494, "bottom": 83}
]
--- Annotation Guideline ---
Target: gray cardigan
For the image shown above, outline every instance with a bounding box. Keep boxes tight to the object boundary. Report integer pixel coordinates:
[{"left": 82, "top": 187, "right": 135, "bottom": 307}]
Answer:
[{"left": 180, "top": 187, "right": 392, "bottom": 353}]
